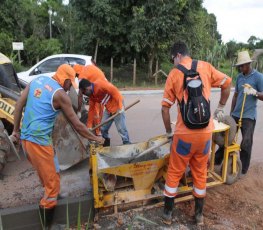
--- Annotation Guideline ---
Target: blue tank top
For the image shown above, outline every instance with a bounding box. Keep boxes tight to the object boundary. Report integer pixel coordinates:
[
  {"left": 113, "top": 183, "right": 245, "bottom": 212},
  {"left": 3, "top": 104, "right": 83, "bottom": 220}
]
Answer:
[{"left": 21, "top": 76, "right": 62, "bottom": 146}]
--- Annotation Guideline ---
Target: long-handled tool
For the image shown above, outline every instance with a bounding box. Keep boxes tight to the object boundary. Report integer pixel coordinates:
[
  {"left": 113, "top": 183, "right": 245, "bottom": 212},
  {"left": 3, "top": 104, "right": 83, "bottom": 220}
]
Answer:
[
  {"left": 234, "top": 84, "right": 248, "bottom": 142},
  {"left": 129, "top": 138, "right": 170, "bottom": 163},
  {"left": 63, "top": 99, "right": 140, "bottom": 150},
  {"left": 91, "top": 99, "right": 140, "bottom": 131}
]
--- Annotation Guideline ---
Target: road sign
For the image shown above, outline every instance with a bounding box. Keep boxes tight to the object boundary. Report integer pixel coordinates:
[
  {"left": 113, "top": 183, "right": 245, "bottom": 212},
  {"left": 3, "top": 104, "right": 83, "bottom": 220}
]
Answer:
[{"left": 12, "top": 42, "right": 24, "bottom": 51}]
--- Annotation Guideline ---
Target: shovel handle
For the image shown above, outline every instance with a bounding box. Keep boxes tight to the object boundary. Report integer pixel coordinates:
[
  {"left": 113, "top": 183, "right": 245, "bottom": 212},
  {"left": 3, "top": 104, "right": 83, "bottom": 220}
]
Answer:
[
  {"left": 91, "top": 99, "right": 140, "bottom": 131},
  {"left": 129, "top": 139, "right": 170, "bottom": 163}
]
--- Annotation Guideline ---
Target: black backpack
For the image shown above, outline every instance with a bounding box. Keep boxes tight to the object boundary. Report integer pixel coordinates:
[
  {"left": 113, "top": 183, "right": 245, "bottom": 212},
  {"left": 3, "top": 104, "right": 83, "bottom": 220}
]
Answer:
[{"left": 176, "top": 60, "right": 211, "bottom": 129}]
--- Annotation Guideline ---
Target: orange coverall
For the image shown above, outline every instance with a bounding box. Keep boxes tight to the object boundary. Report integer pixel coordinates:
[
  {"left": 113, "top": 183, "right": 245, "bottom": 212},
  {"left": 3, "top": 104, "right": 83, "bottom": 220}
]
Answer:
[
  {"left": 22, "top": 140, "right": 60, "bottom": 208},
  {"left": 89, "top": 79, "right": 123, "bottom": 114},
  {"left": 162, "top": 57, "right": 231, "bottom": 198},
  {"left": 74, "top": 64, "right": 107, "bottom": 135}
]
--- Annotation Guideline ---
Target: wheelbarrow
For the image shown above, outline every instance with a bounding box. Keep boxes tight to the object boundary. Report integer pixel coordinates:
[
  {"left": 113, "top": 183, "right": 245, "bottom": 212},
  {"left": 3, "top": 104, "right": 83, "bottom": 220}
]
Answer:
[{"left": 89, "top": 118, "right": 243, "bottom": 214}]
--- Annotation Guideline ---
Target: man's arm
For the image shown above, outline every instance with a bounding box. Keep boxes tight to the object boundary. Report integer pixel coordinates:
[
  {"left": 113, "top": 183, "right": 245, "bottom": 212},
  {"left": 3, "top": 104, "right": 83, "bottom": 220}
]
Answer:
[
  {"left": 161, "top": 106, "right": 172, "bottom": 134},
  {"left": 161, "top": 71, "right": 176, "bottom": 136},
  {"left": 53, "top": 90, "right": 103, "bottom": 143},
  {"left": 219, "top": 83, "right": 231, "bottom": 106},
  {"left": 12, "top": 84, "right": 30, "bottom": 139},
  {"left": 230, "top": 92, "right": 238, "bottom": 113},
  {"left": 256, "top": 92, "right": 263, "bottom": 101},
  {"left": 210, "top": 64, "right": 232, "bottom": 121},
  {"left": 213, "top": 82, "right": 231, "bottom": 121}
]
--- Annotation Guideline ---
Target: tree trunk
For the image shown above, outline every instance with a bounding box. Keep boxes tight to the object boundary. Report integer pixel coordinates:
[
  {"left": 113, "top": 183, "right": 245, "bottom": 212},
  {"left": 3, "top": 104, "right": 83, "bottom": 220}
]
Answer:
[
  {"left": 148, "top": 47, "right": 156, "bottom": 79},
  {"left": 148, "top": 54, "right": 154, "bottom": 79},
  {"left": 155, "top": 59, "right": 158, "bottom": 86},
  {"left": 133, "top": 58, "right": 136, "bottom": 86},
  {"left": 110, "top": 57, "right": 113, "bottom": 82},
  {"left": 94, "top": 39, "right": 99, "bottom": 62}
]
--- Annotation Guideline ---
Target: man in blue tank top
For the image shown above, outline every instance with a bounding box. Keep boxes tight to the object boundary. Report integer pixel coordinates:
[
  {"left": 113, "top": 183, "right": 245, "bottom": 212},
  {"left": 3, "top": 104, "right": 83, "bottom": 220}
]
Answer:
[{"left": 11, "top": 64, "right": 104, "bottom": 228}]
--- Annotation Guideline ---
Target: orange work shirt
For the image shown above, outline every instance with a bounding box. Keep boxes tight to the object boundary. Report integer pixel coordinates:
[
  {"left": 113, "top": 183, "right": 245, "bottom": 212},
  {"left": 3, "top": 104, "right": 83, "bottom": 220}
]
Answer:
[
  {"left": 90, "top": 80, "right": 123, "bottom": 114},
  {"left": 79, "top": 64, "right": 107, "bottom": 82},
  {"left": 162, "top": 57, "right": 232, "bottom": 134}
]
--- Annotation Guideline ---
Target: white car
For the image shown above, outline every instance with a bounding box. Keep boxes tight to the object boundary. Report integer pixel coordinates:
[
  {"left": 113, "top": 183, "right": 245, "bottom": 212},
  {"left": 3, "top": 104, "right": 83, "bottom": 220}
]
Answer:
[{"left": 17, "top": 54, "right": 92, "bottom": 85}]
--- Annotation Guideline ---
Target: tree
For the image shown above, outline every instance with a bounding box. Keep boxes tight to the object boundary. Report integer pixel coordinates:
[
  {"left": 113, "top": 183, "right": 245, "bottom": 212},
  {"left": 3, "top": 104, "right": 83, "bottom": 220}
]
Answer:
[
  {"left": 128, "top": 0, "right": 188, "bottom": 78},
  {"left": 247, "top": 35, "right": 259, "bottom": 49},
  {"left": 0, "top": 32, "right": 13, "bottom": 55}
]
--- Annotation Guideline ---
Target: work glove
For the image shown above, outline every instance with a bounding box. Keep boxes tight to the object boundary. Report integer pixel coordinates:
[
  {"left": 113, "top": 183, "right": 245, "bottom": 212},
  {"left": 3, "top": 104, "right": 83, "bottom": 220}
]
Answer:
[
  {"left": 214, "top": 103, "right": 225, "bottom": 122},
  {"left": 166, "top": 131, "right": 173, "bottom": 140},
  {"left": 243, "top": 84, "right": 257, "bottom": 96}
]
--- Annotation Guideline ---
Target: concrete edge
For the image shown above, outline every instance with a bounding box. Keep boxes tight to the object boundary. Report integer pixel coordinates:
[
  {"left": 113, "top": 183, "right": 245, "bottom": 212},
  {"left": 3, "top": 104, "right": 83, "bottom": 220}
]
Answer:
[
  {"left": 121, "top": 88, "right": 235, "bottom": 95},
  {"left": 0, "top": 193, "right": 94, "bottom": 230}
]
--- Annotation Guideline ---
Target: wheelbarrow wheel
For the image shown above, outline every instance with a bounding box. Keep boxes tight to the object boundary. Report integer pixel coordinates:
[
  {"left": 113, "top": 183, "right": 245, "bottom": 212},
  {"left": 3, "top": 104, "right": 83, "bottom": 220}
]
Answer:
[{"left": 225, "top": 153, "right": 242, "bottom": 185}]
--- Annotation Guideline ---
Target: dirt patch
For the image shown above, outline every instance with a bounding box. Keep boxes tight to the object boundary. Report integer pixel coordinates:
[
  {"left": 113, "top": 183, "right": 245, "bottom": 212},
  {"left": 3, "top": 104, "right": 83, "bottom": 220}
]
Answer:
[
  {"left": 96, "top": 162, "right": 263, "bottom": 230},
  {"left": 0, "top": 156, "right": 42, "bottom": 209}
]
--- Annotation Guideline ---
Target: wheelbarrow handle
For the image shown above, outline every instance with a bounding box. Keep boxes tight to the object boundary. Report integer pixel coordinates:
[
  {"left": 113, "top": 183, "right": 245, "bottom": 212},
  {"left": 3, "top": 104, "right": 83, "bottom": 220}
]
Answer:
[{"left": 91, "top": 99, "right": 140, "bottom": 131}]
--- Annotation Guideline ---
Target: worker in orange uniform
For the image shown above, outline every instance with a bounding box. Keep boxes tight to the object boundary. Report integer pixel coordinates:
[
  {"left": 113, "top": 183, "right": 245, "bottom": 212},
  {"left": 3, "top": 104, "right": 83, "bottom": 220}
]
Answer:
[
  {"left": 162, "top": 42, "right": 231, "bottom": 225},
  {"left": 11, "top": 64, "right": 104, "bottom": 228},
  {"left": 73, "top": 63, "right": 107, "bottom": 136},
  {"left": 78, "top": 78, "right": 131, "bottom": 146}
]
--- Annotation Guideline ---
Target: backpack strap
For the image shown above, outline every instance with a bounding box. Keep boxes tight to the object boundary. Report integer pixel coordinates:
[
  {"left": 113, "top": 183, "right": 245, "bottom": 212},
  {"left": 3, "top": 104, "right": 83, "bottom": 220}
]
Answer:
[
  {"left": 191, "top": 59, "right": 198, "bottom": 71},
  {"left": 177, "top": 64, "right": 189, "bottom": 75},
  {"left": 177, "top": 64, "right": 189, "bottom": 90}
]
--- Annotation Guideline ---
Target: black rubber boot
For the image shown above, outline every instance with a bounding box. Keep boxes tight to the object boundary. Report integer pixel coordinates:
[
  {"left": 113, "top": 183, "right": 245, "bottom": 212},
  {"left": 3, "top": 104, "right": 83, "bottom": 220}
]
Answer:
[
  {"left": 195, "top": 197, "right": 204, "bottom": 225},
  {"left": 103, "top": 138, "right": 110, "bottom": 147},
  {"left": 39, "top": 206, "right": 55, "bottom": 229},
  {"left": 162, "top": 196, "right": 174, "bottom": 225}
]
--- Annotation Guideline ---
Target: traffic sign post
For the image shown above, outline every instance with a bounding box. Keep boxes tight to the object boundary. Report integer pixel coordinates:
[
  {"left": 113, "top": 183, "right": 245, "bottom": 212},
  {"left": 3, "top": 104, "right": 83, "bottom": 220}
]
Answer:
[{"left": 12, "top": 42, "right": 24, "bottom": 63}]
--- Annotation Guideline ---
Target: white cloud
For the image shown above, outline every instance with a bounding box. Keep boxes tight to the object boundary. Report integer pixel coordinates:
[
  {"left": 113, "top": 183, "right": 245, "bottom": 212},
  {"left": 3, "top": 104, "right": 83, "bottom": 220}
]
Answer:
[{"left": 203, "top": 0, "right": 263, "bottom": 43}]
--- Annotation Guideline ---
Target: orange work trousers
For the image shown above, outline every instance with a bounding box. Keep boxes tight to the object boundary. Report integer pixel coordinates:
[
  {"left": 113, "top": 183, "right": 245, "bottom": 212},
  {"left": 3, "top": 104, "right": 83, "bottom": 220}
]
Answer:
[
  {"left": 164, "top": 133, "right": 212, "bottom": 198},
  {"left": 87, "top": 100, "right": 104, "bottom": 135},
  {"left": 22, "top": 140, "right": 60, "bottom": 209}
]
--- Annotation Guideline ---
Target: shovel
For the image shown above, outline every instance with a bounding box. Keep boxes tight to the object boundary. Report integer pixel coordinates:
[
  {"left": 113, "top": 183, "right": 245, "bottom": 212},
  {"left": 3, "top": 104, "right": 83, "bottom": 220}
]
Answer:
[
  {"left": 129, "top": 138, "right": 170, "bottom": 163},
  {"left": 91, "top": 99, "right": 140, "bottom": 131}
]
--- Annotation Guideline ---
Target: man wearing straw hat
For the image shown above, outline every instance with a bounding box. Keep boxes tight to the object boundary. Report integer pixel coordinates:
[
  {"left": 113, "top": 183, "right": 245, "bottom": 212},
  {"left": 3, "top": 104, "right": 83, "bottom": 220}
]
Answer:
[{"left": 215, "top": 50, "right": 263, "bottom": 176}]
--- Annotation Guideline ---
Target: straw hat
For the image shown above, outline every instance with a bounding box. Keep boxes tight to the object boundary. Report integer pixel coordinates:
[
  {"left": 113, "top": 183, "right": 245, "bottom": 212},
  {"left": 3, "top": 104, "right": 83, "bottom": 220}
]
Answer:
[{"left": 235, "top": 51, "right": 253, "bottom": 66}]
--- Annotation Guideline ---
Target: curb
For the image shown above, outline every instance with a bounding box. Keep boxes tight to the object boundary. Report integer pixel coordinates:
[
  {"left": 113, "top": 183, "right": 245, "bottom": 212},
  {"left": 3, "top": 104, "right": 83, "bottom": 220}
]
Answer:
[
  {"left": 121, "top": 88, "right": 235, "bottom": 95},
  {"left": 0, "top": 194, "right": 94, "bottom": 230}
]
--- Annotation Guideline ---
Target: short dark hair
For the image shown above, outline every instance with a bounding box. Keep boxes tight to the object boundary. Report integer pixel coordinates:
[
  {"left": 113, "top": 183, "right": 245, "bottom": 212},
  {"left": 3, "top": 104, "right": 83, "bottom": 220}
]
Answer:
[
  {"left": 171, "top": 41, "right": 189, "bottom": 56},
  {"left": 79, "top": 79, "right": 92, "bottom": 89}
]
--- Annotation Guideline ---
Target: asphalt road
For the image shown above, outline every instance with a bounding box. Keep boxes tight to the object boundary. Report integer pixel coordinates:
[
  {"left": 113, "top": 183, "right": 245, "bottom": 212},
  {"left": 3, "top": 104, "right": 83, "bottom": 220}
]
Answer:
[{"left": 111, "top": 91, "right": 263, "bottom": 163}]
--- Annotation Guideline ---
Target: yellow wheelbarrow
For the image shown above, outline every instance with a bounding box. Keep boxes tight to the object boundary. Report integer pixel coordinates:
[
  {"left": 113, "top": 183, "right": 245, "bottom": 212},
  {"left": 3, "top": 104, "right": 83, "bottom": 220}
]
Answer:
[{"left": 89, "top": 119, "right": 243, "bottom": 216}]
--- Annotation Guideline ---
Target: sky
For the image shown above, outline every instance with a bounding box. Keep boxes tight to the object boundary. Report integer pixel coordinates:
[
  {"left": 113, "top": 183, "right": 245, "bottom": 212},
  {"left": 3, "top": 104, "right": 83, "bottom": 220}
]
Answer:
[{"left": 203, "top": 0, "right": 263, "bottom": 43}]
